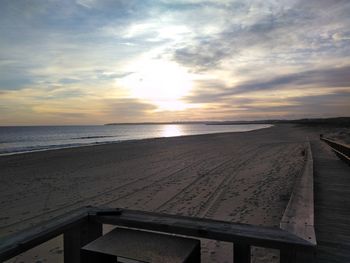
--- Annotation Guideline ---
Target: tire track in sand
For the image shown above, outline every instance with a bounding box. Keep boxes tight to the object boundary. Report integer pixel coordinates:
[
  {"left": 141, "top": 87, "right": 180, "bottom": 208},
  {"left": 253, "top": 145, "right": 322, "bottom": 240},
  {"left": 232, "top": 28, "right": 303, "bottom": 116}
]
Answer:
[
  {"left": 153, "top": 145, "right": 262, "bottom": 216},
  {"left": 0, "top": 148, "right": 203, "bottom": 231},
  {"left": 0, "top": 147, "right": 220, "bottom": 232}
]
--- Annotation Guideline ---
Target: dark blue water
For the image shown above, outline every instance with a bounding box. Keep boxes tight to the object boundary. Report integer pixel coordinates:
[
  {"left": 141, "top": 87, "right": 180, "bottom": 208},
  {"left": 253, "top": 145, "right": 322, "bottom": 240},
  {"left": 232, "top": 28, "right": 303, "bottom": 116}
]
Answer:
[{"left": 0, "top": 124, "right": 271, "bottom": 155}]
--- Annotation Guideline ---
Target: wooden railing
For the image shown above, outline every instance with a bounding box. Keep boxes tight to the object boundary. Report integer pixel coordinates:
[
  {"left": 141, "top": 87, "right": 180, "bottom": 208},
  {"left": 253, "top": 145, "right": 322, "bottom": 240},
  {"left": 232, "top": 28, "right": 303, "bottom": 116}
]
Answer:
[
  {"left": 0, "top": 207, "right": 315, "bottom": 263},
  {"left": 321, "top": 137, "right": 350, "bottom": 165},
  {"left": 0, "top": 144, "right": 316, "bottom": 263}
]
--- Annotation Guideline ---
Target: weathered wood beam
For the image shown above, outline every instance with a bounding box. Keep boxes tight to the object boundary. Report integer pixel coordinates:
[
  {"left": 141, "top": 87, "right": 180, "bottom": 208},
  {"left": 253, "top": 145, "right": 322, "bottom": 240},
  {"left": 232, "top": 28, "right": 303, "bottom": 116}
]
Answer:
[
  {"left": 0, "top": 207, "right": 89, "bottom": 262},
  {"left": 0, "top": 205, "right": 316, "bottom": 262},
  {"left": 89, "top": 208, "right": 314, "bottom": 249}
]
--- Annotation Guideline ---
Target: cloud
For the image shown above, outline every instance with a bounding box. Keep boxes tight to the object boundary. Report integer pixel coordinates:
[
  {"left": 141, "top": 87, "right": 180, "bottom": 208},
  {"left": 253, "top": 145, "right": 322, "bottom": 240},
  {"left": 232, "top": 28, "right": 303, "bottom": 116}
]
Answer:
[
  {"left": 239, "top": 91, "right": 350, "bottom": 118},
  {"left": 0, "top": 84, "right": 158, "bottom": 125},
  {"left": 101, "top": 98, "right": 157, "bottom": 119},
  {"left": 184, "top": 65, "right": 350, "bottom": 107},
  {"left": 173, "top": 43, "right": 229, "bottom": 71},
  {"left": 230, "top": 65, "right": 350, "bottom": 95},
  {"left": 182, "top": 64, "right": 350, "bottom": 121},
  {"left": 170, "top": 0, "right": 350, "bottom": 73},
  {"left": 1, "top": 0, "right": 350, "bottom": 123},
  {"left": 183, "top": 90, "right": 350, "bottom": 121}
]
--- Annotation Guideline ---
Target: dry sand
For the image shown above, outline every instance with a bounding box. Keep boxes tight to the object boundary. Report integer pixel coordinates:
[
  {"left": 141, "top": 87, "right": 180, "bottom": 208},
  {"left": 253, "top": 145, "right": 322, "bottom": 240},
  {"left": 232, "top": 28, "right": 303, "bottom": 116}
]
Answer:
[
  {"left": 323, "top": 127, "right": 350, "bottom": 145},
  {"left": 0, "top": 124, "right": 317, "bottom": 262}
]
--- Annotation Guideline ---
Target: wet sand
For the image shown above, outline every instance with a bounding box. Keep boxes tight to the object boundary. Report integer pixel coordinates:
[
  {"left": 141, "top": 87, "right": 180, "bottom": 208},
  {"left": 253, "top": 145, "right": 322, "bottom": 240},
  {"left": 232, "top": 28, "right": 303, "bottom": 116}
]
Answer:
[{"left": 0, "top": 124, "right": 315, "bottom": 262}]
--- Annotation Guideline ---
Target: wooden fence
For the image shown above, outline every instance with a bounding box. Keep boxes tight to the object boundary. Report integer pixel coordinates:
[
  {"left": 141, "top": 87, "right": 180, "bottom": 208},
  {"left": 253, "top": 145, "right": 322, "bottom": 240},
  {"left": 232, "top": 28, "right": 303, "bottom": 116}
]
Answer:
[
  {"left": 321, "top": 137, "right": 350, "bottom": 165},
  {"left": 0, "top": 206, "right": 316, "bottom": 263}
]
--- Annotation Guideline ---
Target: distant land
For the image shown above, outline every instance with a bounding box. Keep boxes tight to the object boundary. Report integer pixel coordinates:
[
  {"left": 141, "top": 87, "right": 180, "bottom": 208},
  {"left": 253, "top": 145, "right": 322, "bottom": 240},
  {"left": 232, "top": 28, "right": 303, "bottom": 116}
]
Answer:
[
  {"left": 105, "top": 121, "right": 206, "bottom": 125},
  {"left": 105, "top": 117, "right": 350, "bottom": 127}
]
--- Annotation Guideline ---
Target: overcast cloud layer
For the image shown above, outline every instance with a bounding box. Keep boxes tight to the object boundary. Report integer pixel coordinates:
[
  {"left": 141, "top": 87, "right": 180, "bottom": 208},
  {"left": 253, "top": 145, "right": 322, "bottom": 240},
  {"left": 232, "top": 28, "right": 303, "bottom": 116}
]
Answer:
[{"left": 1, "top": 0, "right": 350, "bottom": 124}]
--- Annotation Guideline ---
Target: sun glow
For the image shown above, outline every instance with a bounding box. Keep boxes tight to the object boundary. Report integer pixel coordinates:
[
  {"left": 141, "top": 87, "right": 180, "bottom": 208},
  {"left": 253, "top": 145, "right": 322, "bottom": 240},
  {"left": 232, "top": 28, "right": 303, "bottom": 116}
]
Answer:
[
  {"left": 161, "top": 125, "right": 183, "bottom": 137},
  {"left": 119, "top": 60, "right": 193, "bottom": 110}
]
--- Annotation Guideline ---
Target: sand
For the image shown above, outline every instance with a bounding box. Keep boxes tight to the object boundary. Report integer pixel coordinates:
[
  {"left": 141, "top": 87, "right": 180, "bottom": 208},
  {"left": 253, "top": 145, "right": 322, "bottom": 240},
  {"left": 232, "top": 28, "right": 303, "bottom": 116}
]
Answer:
[
  {"left": 323, "top": 127, "right": 350, "bottom": 145},
  {"left": 0, "top": 124, "right": 317, "bottom": 262}
]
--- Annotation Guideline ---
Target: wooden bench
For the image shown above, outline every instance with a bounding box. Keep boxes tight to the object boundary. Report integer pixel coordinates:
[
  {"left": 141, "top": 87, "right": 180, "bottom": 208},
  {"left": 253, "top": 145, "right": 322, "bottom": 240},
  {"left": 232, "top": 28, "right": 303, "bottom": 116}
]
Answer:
[{"left": 81, "top": 228, "right": 201, "bottom": 263}]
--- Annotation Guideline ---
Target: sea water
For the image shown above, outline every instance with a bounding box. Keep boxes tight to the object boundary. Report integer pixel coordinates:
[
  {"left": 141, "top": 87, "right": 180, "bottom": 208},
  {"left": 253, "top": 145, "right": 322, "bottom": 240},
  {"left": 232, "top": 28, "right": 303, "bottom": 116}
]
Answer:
[{"left": 0, "top": 124, "right": 271, "bottom": 155}]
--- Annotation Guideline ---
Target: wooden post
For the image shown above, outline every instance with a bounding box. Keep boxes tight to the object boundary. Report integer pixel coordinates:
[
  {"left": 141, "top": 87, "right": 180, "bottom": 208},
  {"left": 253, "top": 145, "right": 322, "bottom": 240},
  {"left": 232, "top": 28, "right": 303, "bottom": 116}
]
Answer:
[
  {"left": 64, "top": 220, "right": 102, "bottom": 263},
  {"left": 234, "top": 243, "right": 251, "bottom": 263},
  {"left": 280, "top": 247, "right": 296, "bottom": 263},
  {"left": 280, "top": 246, "right": 314, "bottom": 263},
  {"left": 185, "top": 240, "right": 201, "bottom": 263}
]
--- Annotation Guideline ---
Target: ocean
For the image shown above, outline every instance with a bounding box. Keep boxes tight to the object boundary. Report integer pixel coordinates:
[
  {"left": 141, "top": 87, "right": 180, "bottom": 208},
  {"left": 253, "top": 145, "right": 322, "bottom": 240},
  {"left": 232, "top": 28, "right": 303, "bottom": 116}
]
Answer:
[{"left": 0, "top": 124, "right": 271, "bottom": 156}]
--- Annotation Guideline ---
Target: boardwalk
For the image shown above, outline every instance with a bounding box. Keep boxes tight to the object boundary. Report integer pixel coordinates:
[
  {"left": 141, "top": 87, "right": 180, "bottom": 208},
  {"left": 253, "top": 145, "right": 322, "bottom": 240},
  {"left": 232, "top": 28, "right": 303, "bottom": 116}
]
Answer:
[{"left": 312, "top": 140, "right": 350, "bottom": 262}]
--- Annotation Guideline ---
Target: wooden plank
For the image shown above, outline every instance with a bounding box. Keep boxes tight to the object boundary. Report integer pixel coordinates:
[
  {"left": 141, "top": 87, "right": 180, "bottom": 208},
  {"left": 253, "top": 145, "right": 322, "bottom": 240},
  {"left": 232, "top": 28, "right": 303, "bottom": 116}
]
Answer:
[
  {"left": 81, "top": 228, "right": 200, "bottom": 263},
  {"left": 0, "top": 207, "right": 89, "bottom": 262},
  {"left": 280, "top": 142, "right": 316, "bottom": 246},
  {"left": 89, "top": 208, "right": 314, "bottom": 249},
  {"left": 312, "top": 140, "right": 350, "bottom": 262}
]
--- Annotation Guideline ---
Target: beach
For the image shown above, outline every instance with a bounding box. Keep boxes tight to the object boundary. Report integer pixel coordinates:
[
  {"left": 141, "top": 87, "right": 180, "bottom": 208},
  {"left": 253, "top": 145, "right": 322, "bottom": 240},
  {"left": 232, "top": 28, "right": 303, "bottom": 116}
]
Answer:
[{"left": 0, "top": 124, "right": 316, "bottom": 262}]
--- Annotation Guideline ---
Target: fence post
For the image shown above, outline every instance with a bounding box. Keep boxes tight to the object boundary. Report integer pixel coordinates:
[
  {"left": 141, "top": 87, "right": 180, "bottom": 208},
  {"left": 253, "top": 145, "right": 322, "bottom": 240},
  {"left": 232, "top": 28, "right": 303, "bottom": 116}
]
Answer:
[
  {"left": 296, "top": 247, "right": 315, "bottom": 263},
  {"left": 280, "top": 246, "right": 314, "bottom": 263},
  {"left": 234, "top": 243, "right": 251, "bottom": 263},
  {"left": 280, "top": 247, "right": 296, "bottom": 263},
  {"left": 64, "top": 220, "right": 102, "bottom": 263}
]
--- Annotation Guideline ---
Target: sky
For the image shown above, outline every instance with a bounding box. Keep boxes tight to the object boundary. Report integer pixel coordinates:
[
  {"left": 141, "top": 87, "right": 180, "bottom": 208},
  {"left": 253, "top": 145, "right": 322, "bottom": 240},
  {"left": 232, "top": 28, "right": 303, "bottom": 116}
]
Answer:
[{"left": 1, "top": 0, "right": 350, "bottom": 125}]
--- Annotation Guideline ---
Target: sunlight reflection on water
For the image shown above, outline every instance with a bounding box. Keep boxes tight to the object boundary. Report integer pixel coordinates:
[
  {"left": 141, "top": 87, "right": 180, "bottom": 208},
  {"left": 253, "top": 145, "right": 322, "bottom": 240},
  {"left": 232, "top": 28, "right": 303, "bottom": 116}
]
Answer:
[{"left": 161, "top": 125, "right": 183, "bottom": 137}]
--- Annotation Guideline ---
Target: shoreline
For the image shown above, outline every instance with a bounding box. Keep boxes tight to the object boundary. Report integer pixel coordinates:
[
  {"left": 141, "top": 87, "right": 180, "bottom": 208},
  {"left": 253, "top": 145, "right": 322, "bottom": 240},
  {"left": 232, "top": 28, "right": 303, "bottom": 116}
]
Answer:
[{"left": 0, "top": 124, "right": 272, "bottom": 157}]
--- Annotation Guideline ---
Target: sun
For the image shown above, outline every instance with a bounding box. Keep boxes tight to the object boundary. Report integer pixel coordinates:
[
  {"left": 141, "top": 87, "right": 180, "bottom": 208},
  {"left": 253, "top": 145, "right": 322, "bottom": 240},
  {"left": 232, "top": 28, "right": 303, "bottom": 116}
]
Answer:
[{"left": 119, "top": 60, "right": 193, "bottom": 110}]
